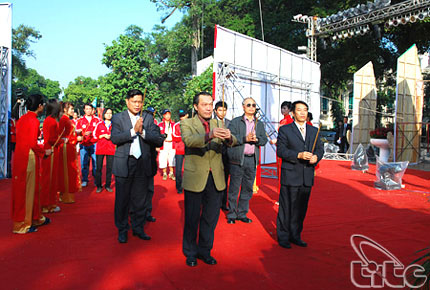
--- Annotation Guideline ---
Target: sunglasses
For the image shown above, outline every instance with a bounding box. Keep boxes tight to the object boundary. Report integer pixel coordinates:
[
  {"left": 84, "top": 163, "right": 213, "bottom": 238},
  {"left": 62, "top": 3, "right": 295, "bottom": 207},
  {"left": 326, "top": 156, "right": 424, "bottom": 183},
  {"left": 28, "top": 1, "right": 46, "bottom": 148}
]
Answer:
[{"left": 245, "top": 103, "right": 257, "bottom": 108}]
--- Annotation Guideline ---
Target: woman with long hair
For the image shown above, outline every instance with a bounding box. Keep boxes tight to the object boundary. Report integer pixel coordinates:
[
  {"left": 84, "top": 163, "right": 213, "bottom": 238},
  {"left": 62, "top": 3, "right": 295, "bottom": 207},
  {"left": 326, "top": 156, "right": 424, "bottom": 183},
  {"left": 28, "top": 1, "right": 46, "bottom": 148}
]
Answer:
[
  {"left": 94, "top": 108, "right": 115, "bottom": 193},
  {"left": 41, "top": 99, "right": 62, "bottom": 213},
  {"left": 12, "top": 94, "right": 52, "bottom": 234},
  {"left": 58, "top": 102, "right": 81, "bottom": 203}
]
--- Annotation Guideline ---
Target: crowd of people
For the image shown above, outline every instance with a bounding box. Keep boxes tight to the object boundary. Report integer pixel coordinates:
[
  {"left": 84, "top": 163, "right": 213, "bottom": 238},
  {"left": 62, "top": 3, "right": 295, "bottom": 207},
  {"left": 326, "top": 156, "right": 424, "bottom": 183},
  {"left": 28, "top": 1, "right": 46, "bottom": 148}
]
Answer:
[{"left": 10, "top": 90, "right": 324, "bottom": 267}]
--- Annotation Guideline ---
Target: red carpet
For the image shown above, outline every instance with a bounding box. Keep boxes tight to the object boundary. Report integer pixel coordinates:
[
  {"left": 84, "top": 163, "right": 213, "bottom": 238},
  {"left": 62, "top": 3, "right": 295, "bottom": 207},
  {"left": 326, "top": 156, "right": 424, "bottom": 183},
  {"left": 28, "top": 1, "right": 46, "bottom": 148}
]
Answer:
[{"left": 0, "top": 160, "right": 429, "bottom": 289}]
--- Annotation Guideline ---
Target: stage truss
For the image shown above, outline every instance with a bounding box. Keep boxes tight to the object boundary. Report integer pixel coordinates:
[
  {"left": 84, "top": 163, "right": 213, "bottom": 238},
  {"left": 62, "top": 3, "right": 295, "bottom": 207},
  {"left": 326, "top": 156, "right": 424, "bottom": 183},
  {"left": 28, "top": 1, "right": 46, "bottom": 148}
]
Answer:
[{"left": 0, "top": 46, "right": 9, "bottom": 178}]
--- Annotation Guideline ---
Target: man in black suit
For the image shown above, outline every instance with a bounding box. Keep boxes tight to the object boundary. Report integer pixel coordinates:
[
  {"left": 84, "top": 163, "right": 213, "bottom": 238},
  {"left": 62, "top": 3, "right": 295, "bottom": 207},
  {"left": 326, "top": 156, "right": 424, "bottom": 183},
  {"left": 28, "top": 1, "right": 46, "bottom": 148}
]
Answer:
[
  {"left": 335, "top": 116, "right": 351, "bottom": 153},
  {"left": 276, "top": 100, "right": 324, "bottom": 249},
  {"left": 214, "top": 101, "right": 231, "bottom": 211},
  {"left": 111, "top": 89, "right": 164, "bottom": 243}
]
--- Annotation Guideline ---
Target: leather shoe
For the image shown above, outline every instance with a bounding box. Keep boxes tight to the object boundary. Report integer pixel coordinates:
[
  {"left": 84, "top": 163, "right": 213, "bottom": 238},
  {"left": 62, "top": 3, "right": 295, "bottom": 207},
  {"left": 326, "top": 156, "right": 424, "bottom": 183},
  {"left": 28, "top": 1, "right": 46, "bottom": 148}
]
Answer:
[
  {"left": 132, "top": 231, "right": 151, "bottom": 240},
  {"left": 118, "top": 232, "right": 128, "bottom": 243},
  {"left": 237, "top": 217, "right": 252, "bottom": 223},
  {"left": 105, "top": 187, "right": 113, "bottom": 192},
  {"left": 279, "top": 242, "right": 291, "bottom": 249},
  {"left": 186, "top": 257, "right": 197, "bottom": 267},
  {"left": 197, "top": 254, "right": 217, "bottom": 265},
  {"left": 96, "top": 187, "right": 103, "bottom": 193},
  {"left": 290, "top": 238, "right": 307, "bottom": 247},
  {"left": 146, "top": 216, "right": 156, "bottom": 222},
  {"left": 227, "top": 218, "right": 235, "bottom": 224}
]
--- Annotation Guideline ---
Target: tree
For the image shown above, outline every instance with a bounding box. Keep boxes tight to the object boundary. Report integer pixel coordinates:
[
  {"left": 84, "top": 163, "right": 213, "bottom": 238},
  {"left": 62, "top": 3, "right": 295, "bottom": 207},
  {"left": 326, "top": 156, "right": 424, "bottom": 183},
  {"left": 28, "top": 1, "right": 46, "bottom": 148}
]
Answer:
[
  {"left": 63, "top": 76, "right": 101, "bottom": 113},
  {"left": 13, "top": 68, "right": 61, "bottom": 100},
  {"left": 12, "top": 24, "right": 42, "bottom": 79}
]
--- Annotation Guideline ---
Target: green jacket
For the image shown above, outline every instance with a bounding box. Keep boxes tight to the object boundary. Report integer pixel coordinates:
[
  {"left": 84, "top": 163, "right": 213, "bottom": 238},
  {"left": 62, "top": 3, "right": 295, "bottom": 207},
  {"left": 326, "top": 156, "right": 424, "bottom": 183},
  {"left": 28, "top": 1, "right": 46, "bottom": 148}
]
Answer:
[{"left": 181, "top": 115, "right": 237, "bottom": 192}]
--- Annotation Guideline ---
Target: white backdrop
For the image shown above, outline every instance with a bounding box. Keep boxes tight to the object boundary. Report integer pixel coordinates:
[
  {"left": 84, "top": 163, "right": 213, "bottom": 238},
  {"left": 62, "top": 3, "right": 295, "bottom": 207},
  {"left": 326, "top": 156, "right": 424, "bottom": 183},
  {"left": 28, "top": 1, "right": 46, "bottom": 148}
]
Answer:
[{"left": 213, "top": 25, "right": 321, "bottom": 164}]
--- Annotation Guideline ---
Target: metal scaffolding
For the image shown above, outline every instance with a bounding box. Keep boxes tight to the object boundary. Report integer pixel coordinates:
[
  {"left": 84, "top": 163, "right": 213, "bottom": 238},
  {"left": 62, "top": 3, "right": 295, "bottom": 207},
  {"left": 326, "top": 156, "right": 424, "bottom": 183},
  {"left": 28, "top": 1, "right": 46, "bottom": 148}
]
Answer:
[
  {"left": 0, "top": 46, "right": 9, "bottom": 178},
  {"left": 216, "top": 62, "right": 313, "bottom": 178}
]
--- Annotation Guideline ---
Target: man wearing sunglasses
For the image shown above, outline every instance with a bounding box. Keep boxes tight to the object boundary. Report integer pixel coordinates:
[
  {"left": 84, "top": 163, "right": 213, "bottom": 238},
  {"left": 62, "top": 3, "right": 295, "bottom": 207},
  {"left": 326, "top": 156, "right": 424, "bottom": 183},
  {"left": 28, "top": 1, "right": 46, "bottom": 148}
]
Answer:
[{"left": 226, "top": 97, "right": 267, "bottom": 224}]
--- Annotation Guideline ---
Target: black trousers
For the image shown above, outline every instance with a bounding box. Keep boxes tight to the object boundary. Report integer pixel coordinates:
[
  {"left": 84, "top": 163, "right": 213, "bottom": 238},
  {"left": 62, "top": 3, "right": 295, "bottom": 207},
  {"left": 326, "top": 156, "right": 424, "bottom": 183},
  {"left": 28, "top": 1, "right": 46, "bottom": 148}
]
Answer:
[
  {"left": 95, "top": 154, "right": 113, "bottom": 188},
  {"left": 175, "top": 154, "right": 184, "bottom": 193},
  {"left": 183, "top": 172, "right": 222, "bottom": 258},
  {"left": 221, "top": 153, "right": 230, "bottom": 209},
  {"left": 143, "top": 177, "right": 154, "bottom": 218},
  {"left": 340, "top": 136, "right": 349, "bottom": 153},
  {"left": 277, "top": 185, "right": 312, "bottom": 244},
  {"left": 114, "top": 157, "right": 149, "bottom": 234},
  {"left": 227, "top": 156, "right": 256, "bottom": 219}
]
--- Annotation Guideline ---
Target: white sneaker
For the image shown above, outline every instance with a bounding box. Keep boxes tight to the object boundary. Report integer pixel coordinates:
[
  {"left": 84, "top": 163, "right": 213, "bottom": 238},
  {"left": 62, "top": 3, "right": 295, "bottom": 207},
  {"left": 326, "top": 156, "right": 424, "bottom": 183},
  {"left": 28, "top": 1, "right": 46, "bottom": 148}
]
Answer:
[{"left": 82, "top": 181, "right": 88, "bottom": 187}]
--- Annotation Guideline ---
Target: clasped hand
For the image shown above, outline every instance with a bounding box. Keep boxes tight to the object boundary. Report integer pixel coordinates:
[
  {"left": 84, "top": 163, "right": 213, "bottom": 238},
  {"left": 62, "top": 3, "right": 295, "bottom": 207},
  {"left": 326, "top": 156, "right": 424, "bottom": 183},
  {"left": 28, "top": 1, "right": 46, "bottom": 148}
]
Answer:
[
  {"left": 246, "top": 132, "right": 258, "bottom": 143},
  {"left": 134, "top": 117, "right": 144, "bottom": 134},
  {"left": 298, "top": 151, "right": 318, "bottom": 164},
  {"left": 211, "top": 127, "right": 231, "bottom": 140}
]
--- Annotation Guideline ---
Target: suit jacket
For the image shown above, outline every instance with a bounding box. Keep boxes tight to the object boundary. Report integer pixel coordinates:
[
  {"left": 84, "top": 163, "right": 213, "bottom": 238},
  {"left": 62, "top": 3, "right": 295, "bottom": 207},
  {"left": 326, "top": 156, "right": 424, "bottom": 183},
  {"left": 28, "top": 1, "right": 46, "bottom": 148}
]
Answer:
[
  {"left": 277, "top": 122, "right": 324, "bottom": 187},
  {"left": 181, "top": 115, "right": 237, "bottom": 192},
  {"left": 227, "top": 115, "right": 268, "bottom": 166},
  {"left": 111, "top": 110, "right": 164, "bottom": 178}
]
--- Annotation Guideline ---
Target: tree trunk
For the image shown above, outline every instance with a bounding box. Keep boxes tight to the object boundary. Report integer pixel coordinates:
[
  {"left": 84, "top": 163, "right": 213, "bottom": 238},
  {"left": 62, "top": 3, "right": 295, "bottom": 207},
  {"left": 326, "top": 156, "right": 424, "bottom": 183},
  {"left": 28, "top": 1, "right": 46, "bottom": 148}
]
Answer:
[{"left": 191, "top": 10, "right": 200, "bottom": 76}]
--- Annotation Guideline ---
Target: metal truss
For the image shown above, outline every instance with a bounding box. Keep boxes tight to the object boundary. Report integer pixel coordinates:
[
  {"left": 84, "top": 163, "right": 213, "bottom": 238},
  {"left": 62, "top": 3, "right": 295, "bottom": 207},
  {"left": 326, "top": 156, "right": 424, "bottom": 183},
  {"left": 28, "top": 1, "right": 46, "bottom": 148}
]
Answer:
[
  {"left": 0, "top": 46, "right": 9, "bottom": 178},
  {"left": 316, "top": 0, "right": 430, "bottom": 36}
]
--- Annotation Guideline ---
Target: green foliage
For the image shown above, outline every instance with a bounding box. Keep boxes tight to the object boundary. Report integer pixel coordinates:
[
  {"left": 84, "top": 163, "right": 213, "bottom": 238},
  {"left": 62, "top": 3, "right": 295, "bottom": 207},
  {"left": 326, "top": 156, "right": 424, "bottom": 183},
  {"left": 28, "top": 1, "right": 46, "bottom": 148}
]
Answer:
[
  {"left": 182, "top": 64, "right": 213, "bottom": 112},
  {"left": 63, "top": 76, "right": 102, "bottom": 113},
  {"left": 12, "top": 24, "right": 42, "bottom": 79},
  {"left": 13, "top": 68, "right": 61, "bottom": 100}
]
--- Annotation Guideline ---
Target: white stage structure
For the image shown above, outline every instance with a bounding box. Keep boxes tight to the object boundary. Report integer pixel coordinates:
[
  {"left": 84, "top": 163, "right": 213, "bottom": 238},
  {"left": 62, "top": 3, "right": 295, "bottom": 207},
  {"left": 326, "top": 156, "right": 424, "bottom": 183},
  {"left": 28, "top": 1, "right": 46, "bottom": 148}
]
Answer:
[
  {"left": 213, "top": 25, "right": 321, "bottom": 170},
  {"left": 0, "top": 3, "right": 12, "bottom": 179}
]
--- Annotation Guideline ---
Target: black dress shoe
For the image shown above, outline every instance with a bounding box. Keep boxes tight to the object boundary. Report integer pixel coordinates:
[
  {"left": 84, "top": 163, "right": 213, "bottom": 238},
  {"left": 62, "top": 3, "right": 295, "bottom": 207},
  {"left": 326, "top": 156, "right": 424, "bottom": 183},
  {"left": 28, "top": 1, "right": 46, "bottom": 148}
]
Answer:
[
  {"left": 197, "top": 254, "right": 217, "bottom": 265},
  {"left": 146, "top": 216, "right": 156, "bottom": 222},
  {"left": 118, "top": 232, "right": 128, "bottom": 243},
  {"left": 132, "top": 231, "right": 151, "bottom": 240},
  {"left": 237, "top": 217, "right": 252, "bottom": 223},
  {"left": 279, "top": 242, "right": 291, "bottom": 249},
  {"left": 290, "top": 239, "right": 307, "bottom": 247},
  {"left": 227, "top": 218, "right": 235, "bottom": 224},
  {"left": 186, "top": 257, "right": 197, "bottom": 267}
]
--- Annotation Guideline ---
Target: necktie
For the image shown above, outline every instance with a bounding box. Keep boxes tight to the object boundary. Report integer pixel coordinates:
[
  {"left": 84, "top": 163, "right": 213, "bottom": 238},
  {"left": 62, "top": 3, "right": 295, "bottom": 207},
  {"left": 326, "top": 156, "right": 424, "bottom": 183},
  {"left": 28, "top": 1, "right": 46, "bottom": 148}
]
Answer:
[
  {"left": 300, "top": 126, "right": 305, "bottom": 140},
  {"left": 130, "top": 116, "right": 141, "bottom": 159}
]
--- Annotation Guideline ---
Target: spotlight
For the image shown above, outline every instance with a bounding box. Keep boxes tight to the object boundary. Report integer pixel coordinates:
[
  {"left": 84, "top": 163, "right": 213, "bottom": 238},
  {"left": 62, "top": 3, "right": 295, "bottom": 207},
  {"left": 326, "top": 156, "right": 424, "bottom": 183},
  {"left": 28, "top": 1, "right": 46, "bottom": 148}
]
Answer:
[
  {"left": 410, "top": 15, "right": 417, "bottom": 23},
  {"left": 348, "top": 30, "right": 354, "bottom": 38},
  {"left": 332, "top": 34, "right": 337, "bottom": 41},
  {"left": 417, "top": 10, "right": 427, "bottom": 20},
  {"left": 400, "top": 17, "right": 407, "bottom": 25},
  {"left": 392, "top": 18, "right": 399, "bottom": 26},
  {"left": 343, "top": 31, "right": 349, "bottom": 38}
]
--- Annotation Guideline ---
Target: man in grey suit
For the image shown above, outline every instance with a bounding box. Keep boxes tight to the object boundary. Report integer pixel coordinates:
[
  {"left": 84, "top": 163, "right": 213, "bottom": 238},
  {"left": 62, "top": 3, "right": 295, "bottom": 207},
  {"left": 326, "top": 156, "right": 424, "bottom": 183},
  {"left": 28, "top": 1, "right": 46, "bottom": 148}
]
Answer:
[
  {"left": 111, "top": 89, "right": 164, "bottom": 243},
  {"left": 276, "top": 100, "right": 324, "bottom": 249}
]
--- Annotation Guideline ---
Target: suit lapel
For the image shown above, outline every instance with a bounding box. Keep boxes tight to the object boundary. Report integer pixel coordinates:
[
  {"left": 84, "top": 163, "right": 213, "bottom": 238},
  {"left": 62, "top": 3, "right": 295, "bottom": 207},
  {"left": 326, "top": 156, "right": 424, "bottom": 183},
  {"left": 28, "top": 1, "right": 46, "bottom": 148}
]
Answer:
[
  {"left": 304, "top": 124, "right": 313, "bottom": 151},
  {"left": 124, "top": 111, "right": 133, "bottom": 130},
  {"left": 291, "top": 123, "right": 305, "bottom": 144},
  {"left": 192, "top": 115, "right": 206, "bottom": 135}
]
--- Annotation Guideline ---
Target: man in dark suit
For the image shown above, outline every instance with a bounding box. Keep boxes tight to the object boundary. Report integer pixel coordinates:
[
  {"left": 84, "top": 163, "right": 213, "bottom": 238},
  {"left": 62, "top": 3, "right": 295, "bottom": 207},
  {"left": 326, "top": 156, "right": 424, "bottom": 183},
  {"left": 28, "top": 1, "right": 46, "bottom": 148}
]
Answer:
[
  {"left": 276, "top": 100, "right": 324, "bottom": 249},
  {"left": 111, "top": 89, "right": 164, "bottom": 243},
  {"left": 335, "top": 116, "right": 351, "bottom": 153},
  {"left": 181, "top": 92, "right": 237, "bottom": 267},
  {"left": 214, "top": 101, "right": 231, "bottom": 211}
]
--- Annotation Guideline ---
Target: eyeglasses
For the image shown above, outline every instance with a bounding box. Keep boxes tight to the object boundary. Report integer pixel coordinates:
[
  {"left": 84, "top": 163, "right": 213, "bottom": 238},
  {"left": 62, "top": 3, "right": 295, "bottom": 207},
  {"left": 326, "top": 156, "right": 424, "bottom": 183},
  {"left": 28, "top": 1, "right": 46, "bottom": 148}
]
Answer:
[{"left": 245, "top": 103, "right": 256, "bottom": 108}]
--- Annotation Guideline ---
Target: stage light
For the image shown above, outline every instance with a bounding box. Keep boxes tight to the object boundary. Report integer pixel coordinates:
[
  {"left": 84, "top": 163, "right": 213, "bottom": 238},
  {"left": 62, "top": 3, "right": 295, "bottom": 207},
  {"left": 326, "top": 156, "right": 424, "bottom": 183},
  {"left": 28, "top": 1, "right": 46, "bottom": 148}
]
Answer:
[
  {"left": 400, "top": 17, "right": 407, "bottom": 25},
  {"left": 348, "top": 30, "right": 354, "bottom": 38},
  {"left": 417, "top": 10, "right": 427, "bottom": 20},
  {"left": 332, "top": 34, "right": 337, "bottom": 41},
  {"left": 343, "top": 31, "right": 349, "bottom": 38},
  {"left": 392, "top": 18, "right": 399, "bottom": 26},
  {"left": 410, "top": 15, "right": 417, "bottom": 23}
]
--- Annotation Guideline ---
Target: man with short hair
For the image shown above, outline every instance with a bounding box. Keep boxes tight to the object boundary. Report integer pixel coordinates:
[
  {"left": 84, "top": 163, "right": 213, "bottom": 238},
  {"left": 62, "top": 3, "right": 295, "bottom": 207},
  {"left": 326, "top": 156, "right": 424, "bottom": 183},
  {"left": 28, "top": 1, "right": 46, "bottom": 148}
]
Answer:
[
  {"left": 172, "top": 109, "right": 188, "bottom": 194},
  {"left": 76, "top": 103, "right": 99, "bottom": 187},
  {"left": 214, "top": 101, "right": 231, "bottom": 211},
  {"left": 181, "top": 92, "right": 237, "bottom": 267},
  {"left": 337, "top": 116, "right": 351, "bottom": 153},
  {"left": 276, "top": 100, "right": 323, "bottom": 249},
  {"left": 226, "top": 97, "right": 267, "bottom": 224},
  {"left": 111, "top": 89, "right": 164, "bottom": 243},
  {"left": 158, "top": 109, "right": 176, "bottom": 180}
]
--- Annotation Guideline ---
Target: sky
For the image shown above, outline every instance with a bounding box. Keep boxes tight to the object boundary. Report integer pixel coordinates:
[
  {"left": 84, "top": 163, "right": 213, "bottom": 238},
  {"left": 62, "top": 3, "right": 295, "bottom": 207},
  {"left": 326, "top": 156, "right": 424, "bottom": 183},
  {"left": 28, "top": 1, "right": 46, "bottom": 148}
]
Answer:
[{"left": 10, "top": 0, "right": 183, "bottom": 89}]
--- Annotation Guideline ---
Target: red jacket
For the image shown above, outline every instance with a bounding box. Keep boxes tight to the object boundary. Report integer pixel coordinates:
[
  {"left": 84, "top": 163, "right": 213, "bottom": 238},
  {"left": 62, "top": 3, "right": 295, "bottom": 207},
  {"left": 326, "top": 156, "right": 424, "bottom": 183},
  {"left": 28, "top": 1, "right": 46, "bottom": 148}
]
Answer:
[
  {"left": 94, "top": 121, "right": 115, "bottom": 155},
  {"left": 158, "top": 120, "right": 176, "bottom": 150},
  {"left": 76, "top": 116, "right": 99, "bottom": 146},
  {"left": 279, "top": 114, "right": 294, "bottom": 127},
  {"left": 172, "top": 122, "right": 184, "bottom": 155}
]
